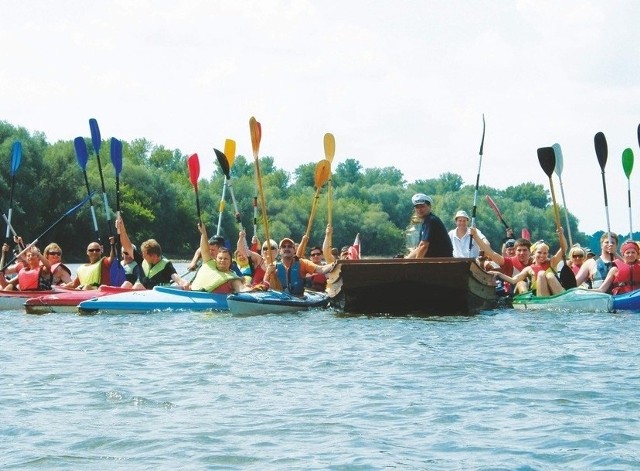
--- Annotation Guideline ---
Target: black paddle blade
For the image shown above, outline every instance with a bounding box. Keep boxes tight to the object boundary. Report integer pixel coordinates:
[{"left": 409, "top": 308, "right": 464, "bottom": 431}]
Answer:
[
  {"left": 214, "top": 148, "right": 231, "bottom": 178},
  {"left": 537, "top": 147, "right": 556, "bottom": 177},
  {"left": 637, "top": 123, "right": 640, "bottom": 148},
  {"left": 559, "top": 264, "right": 577, "bottom": 289},
  {"left": 594, "top": 131, "right": 608, "bottom": 171}
]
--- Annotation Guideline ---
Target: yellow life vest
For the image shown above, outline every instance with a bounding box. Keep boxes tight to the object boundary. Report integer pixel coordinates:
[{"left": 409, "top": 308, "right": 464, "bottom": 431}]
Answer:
[
  {"left": 77, "top": 258, "right": 104, "bottom": 287},
  {"left": 191, "top": 260, "right": 239, "bottom": 292}
]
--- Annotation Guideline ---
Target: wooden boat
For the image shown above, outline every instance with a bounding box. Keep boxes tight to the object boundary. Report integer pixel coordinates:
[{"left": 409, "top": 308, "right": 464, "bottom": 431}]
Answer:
[
  {"left": 227, "top": 290, "right": 329, "bottom": 316},
  {"left": 612, "top": 289, "right": 640, "bottom": 311},
  {"left": 24, "top": 285, "right": 140, "bottom": 314},
  {"left": 328, "top": 257, "right": 497, "bottom": 315},
  {"left": 77, "top": 285, "right": 228, "bottom": 314},
  {"left": 0, "top": 287, "right": 67, "bottom": 311},
  {"left": 512, "top": 288, "right": 614, "bottom": 312}
]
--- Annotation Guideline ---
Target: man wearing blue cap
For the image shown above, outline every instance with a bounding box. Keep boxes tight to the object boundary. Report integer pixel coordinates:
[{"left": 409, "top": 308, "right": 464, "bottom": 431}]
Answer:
[{"left": 406, "top": 193, "right": 453, "bottom": 258}]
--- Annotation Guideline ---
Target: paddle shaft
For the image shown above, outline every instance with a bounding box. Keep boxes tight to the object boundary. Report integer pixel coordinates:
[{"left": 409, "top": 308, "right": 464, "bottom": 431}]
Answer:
[
  {"left": 324, "top": 133, "right": 335, "bottom": 247},
  {"left": 470, "top": 115, "right": 486, "bottom": 250},
  {"left": 89, "top": 119, "right": 114, "bottom": 238},
  {"left": 216, "top": 177, "right": 229, "bottom": 237},
  {"left": 557, "top": 175, "right": 573, "bottom": 246}
]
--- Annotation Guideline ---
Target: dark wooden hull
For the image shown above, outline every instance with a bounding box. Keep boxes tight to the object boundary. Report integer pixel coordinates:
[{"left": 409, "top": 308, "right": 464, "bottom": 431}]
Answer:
[{"left": 329, "top": 258, "right": 497, "bottom": 315}]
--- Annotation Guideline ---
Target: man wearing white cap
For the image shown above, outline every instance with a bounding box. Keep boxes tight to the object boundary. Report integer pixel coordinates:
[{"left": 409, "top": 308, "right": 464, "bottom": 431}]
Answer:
[
  {"left": 448, "top": 209, "right": 488, "bottom": 258},
  {"left": 406, "top": 193, "right": 453, "bottom": 258}
]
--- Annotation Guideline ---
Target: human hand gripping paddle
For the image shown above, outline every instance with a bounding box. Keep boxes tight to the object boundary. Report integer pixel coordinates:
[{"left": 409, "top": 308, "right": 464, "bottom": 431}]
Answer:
[
  {"left": 74, "top": 137, "right": 101, "bottom": 242},
  {"left": 552, "top": 143, "right": 573, "bottom": 246},
  {"left": 108, "top": 137, "right": 126, "bottom": 286},
  {"left": 187, "top": 153, "right": 202, "bottom": 223},
  {"left": 324, "top": 133, "right": 335, "bottom": 248},
  {"left": 537, "top": 146, "right": 576, "bottom": 289},
  {"left": 594, "top": 131, "right": 612, "bottom": 243},
  {"left": 249, "top": 116, "right": 273, "bottom": 264},
  {"left": 214, "top": 139, "right": 242, "bottom": 232},
  {"left": 297, "top": 159, "right": 331, "bottom": 257},
  {"left": 5, "top": 141, "right": 22, "bottom": 245},
  {"left": 469, "top": 114, "right": 486, "bottom": 252},
  {"left": 622, "top": 147, "right": 634, "bottom": 240}
]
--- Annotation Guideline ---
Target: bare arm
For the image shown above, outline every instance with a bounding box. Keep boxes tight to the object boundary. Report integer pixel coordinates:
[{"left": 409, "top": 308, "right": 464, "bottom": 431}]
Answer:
[
  {"left": 490, "top": 266, "right": 531, "bottom": 286},
  {"left": 198, "top": 223, "right": 211, "bottom": 263},
  {"left": 115, "top": 214, "right": 134, "bottom": 255},
  {"left": 596, "top": 267, "right": 617, "bottom": 293},
  {"left": 471, "top": 227, "right": 504, "bottom": 266},
  {"left": 323, "top": 225, "right": 335, "bottom": 263},
  {"left": 407, "top": 241, "right": 429, "bottom": 259}
]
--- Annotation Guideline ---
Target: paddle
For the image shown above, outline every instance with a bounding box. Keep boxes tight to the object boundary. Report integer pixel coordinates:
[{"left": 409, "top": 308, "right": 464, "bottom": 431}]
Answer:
[
  {"left": 251, "top": 122, "right": 262, "bottom": 240},
  {"left": 537, "top": 146, "right": 576, "bottom": 289},
  {"left": 297, "top": 159, "right": 331, "bottom": 257},
  {"left": 89, "top": 118, "right": 115, "bottom": 240},
  {"left": 5, "top": 141, "right": 22, "bottom": 244},
  {"left": 187, "top": 153, "right": 202, "bottom": 222},
  {"left": 214, "top": 140, "right": 242, "bottom": 230},
  {"left": 249, "top": 116, "right": 273, "bottom": 263},
  {"left": 485, "top": 195, "right": 510, "bottom": 230},
  {"left": 594, "top": 131, "right": 611, "bottom": 242},
  {"left": 74, "top": 137, "right": 101, "bottom": 243},
  {"left": 0, "top": 192, "right": 95, "bottom": 271},
  {"left": 324, "top": 133, "right": 335, "bottom": 244},
  {"left": 622, "top": 147, "right": 634, "bottom": 239},
  {"left": 469, "top": 114, "right": 486, "bottom": 250},
  {"left": 108, "top": 137, "right": 126, "bottom": 287},
  {"left": 552, "top": 143, "right": 573, "bottom": 246}
]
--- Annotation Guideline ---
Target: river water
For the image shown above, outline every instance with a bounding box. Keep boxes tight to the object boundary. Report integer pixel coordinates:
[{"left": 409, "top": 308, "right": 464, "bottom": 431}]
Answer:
[{"left": 1, "top": 265, "right": 639, "bottom": 469}]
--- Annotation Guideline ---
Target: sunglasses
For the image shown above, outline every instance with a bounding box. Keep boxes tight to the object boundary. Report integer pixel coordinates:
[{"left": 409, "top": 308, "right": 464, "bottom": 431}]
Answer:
[
  {"left": 47, "top": 251, "right": 61, "bottom": 256},
  {"left": 122, "top": 251, "right": 129, "bottom": 256},
  {"left": 310, "top": 252, "right": 322, "bottom": 256},
  {"left": 262, "top": 246, "right": 277, "bottom": 251},
  {"left": 572, "top": 254, "right": 584, "bottom": 258},
  {"left": 87, "top": 248, "right": 101, "bottom": 253}
]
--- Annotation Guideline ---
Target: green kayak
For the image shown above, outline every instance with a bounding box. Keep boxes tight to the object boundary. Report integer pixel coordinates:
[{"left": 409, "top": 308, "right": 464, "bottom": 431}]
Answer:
[{"left": 512, "top": 288, "right": 614, "bottom": 313}]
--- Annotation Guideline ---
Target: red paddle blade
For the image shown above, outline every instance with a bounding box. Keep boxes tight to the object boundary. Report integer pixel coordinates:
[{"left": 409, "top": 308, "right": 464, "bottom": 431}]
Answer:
[
  {"left": 485, "top": 195, "right": 503, "bottom": 219},
  {"left": 522, "top": 227, "right": 531, "bottom": 240},
  {"left": 188, "top": 153, "right": 200, "bottom": 188}
]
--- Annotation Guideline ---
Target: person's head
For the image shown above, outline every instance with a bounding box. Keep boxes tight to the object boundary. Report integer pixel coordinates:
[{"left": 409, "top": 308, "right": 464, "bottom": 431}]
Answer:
[
  {"left": 208, "top": 235, "right": 225, "bottom": 257},
  {"left": 309, "top": 246, "right": 323, "bottom": 262},
  {"left": 140, "top": 239, "right": 162, "bottom": 263},
  {"left": 503, "top": 238, "right": 516, "bottom": 257},
  {"left": 121, "top": 244, "right": 136, "bottom": 263},
  {"left": 620, "top": 240, "right": 639, "bottom": 263},
  {"left": 279, "top": 238, "right": 296, "bottom": 259},
  {"left": 44, "top": 243, "right": 63, "bottom": 262},
  {"left": 340, "top": 246, "right": 350, "bottom": 259},
  {"left": 216, "top": 247, "right": 233, "bottom": 271},
  {"left": 411, "top": 193, "right": 433, "bottom": 218},
  {"left": 261, "top": 239, "right": 278, "bottom": 259},
  {"left": 513, "top": 238, "right": 532, "bottom": 263},
  {"left": 586, "top": 248, "right": 596, "bottom": 259},
  {"left": 599, "top": 232, "right": 619, "bottom": 254},
  {"left": 532, "top": 242, "right": 550, "bottom": 263},
  {"left": 26, "top": 247, "right": 41, "bottom": 267},
  {"left": 234, "top": 250, "right": 248, "bottom": 265},
  {"left": 569, "top": 245, "right": 586, "bottom": 265},
  {"left": 86, "top": 241, "right": 103, "bottom": 263},
  {"left": 454, "top": 210, "right": 470, "bottom": 229}
]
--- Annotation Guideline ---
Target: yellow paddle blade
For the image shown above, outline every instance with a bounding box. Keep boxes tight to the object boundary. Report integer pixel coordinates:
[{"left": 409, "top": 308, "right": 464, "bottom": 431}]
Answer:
[
  {"left": 324, "top": 133, "right": 335, "bottom": 163},
  {"left": 249, "top": 117, "right": 261, "bottom": 159},
  {"left": 224, "top": 139, "right": 236, "bottom": 168},
  {"left": 314, "top": 159, "right": 331, "bottom": 189}
]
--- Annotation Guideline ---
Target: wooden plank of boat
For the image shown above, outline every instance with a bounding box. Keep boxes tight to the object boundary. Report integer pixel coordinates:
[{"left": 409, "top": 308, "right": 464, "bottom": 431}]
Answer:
[
  {"left": 77, "top": 285, "right": 228, "bottom": 314},
  {"left": 612, "top": 289, "right": 640, "bottom": 311},
  {"left": 512, "top": 288, "right": 614, "bottom": 312},
  {"left": 227, "top": 290, "right": 329, "bottom": 316},
  {"left": 328, "top": 257, "right": 497, "bottom": 315},
  {"left": 0, "top": 287, "right": 68, "bottom": 311},
  {"left": 24, "top": 285, "right": 140, "bottom": 314}
]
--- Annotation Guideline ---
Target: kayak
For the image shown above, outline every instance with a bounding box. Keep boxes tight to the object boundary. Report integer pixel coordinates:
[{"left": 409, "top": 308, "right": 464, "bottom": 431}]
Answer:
[
  {"left": 0, "top": 287, "right": 67, "bottom": 311},
  {"left": 77, "top": 286, "right": 228, "bottom": 314},
  {"left": 512, "top": 288, "right": 614, "bottom": 312},
  {"left": 24, "top": 285, "right": 141, "bottom": 314},
  {"left": 612, "top": 289, "right": 640, "bottom": 311},
  {"left": 227, "top": 290, "right": 330, "bottom": 315}
]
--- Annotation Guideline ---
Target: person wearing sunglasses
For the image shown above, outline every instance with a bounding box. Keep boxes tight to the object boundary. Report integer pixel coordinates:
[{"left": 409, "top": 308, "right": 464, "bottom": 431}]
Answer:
[
  {"left": 120, "top": 244, "right": 141, "bottom": 285},
  {"left": 235, "top": 229, "right": 278, "bottom": 287},
  {"left": 3, "top": 245, "right": 52, "bottom": 291},
  {"left": 304, "top": 246, "right": 328, "bottom": 292},
  {"left": 63, "top": 239, "right": 116, "bottom": 290},
  {"left": 42, "top": 242, "right": 72, "bottom": 285}
]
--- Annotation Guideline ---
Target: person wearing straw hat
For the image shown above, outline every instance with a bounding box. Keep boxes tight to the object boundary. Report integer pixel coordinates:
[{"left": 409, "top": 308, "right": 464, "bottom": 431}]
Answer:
[{"left": 448, "top": 209, "right": 488, "bottom": 258}]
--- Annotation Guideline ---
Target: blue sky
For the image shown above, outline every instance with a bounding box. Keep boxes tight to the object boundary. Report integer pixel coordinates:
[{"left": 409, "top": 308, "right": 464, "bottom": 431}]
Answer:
[{"left": 2, "top": 0, "right": 639, "bottom": 234}]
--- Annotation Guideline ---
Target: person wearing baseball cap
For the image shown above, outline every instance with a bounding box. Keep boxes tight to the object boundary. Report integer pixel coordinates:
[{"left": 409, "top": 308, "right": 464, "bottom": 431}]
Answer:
[
  {"left": 448, "top": 209, "right": 489, "bottom": 258},
  {"left": 406, "top": 193, "right": 453, "bottom": 258}
]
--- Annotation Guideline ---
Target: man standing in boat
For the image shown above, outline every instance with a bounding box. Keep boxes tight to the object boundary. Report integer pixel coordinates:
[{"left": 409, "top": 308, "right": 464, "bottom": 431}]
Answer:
[{"left": 406, "top": 193, "right": 453, "bottom": 258}]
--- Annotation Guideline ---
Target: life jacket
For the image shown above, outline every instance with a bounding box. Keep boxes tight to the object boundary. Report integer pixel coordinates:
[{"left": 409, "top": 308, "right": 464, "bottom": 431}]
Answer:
[
  {"left": 529, "top": 261, "right": 552, "bottom": 292},
  {"left": 306, "top": 272, "right": 327, "bottom": 292},
  {"left": 191, "top": 260, "right": 240, "bottom": 292},
  {"left": 611, "top": 260, "right": 640, "bottom": 295},
  {"left": 77, "top": 258, "right": 104, "bottom": 287},
  {"left": 251, "top": 264, "right": 267, "bottom": 287},
  {"left": 593, "top": 258, "right": 615, "bottom": 288},
  {"left": 142, "top": 257, "right": 169, "bottom": 279},
  {"left": 50, "top": 262, "right": 71, "bottom": 285},
  {"left": 122, "top": 260, "right": 140, "bottom": 284},
  {"left": 17, "top": 266, "right": 49, "bottom": 291},
  {"left": 276, "top": 260, "right": 305, "bottom": 295}
]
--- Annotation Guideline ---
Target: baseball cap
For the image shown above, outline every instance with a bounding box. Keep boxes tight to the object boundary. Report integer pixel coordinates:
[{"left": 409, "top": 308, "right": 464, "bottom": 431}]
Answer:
[{"left": 411, "top": 193, "right": 433, "bottom": 206}]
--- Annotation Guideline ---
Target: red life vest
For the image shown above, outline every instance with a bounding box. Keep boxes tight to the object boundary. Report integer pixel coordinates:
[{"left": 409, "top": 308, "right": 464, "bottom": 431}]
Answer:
[
  {"left": 18, "top": 267, "right": 41, "bottom": 290},
  {"left": 611, "top": 260, "right": 640, "bottom": 295}
]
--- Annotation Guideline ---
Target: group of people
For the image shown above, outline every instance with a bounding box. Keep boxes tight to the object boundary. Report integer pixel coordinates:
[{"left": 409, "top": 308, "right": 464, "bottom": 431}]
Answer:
[{"left": 407, "top": 191, "right": 640, "bottom": 298}]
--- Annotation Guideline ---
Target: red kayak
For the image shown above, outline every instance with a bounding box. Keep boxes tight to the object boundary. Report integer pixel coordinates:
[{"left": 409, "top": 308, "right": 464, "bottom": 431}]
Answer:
[{"left": 24, "top": 285, "right": 142, "bottom": 314}]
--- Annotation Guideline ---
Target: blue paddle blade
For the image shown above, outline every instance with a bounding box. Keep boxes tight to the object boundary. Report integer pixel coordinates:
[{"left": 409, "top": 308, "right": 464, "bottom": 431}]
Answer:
[
  {"left": 89, "top": 118, "right": 101, "bottom": 154},
  {"left": 10, "top": 141, "right": 22, "bottom": 176},
  {"left": 109, "top": 259, "right": 127, "bottom": 286},
  {"left": 110, "top": 138, "right": 123, "bottom": 175},
  {"left": 74, "top": 137, "right": 89, "bottom": 170}
]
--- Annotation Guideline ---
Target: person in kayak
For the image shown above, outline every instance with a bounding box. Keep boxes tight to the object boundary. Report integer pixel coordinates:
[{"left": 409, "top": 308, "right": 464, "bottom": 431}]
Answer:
[
  {"left": 235, "top": 229, "right": 276, "bottom": 287},
  {"left": 574, "top": 232, "right": 621, "bottom": 289},
  {"left": 186, "top": 233, "right": 226, "bottom": 273},
  {"left": 597, "top": 240, "right": 640, "bottom": 295},
  {"left": 120, "top": 245, "right": 141, "bottom": 285},
  {"left": 63, "top": 239, "right": 115, "bottom": 290},
  {"left": 3, "top": 245, "right": 52, "bottom": 291},
  {"left": 406, "top": 193, "right": 453, "bottom": 258},
  {"left": 43, "top": 243, "right": 72, "bottom": 285}
]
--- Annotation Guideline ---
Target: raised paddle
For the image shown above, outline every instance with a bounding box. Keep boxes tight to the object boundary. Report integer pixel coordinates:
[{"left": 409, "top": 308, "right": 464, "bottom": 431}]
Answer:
[
  {"left": 552, "top": 143, "right": 573, "bottom": 246},
  {"left": 214, "top": 140, "right": 242, "bottom": 230},
  {"left": 187, "top": 153, "right": 202, "bottom": 222},
  {"left": 251, "top": 119, "right": 262, "bottom": 241},
  {"left": 469, "top": 114, "right": 486, "bottom": 251},
  {"left": 250, "top": 116, "right": 273, "bottom": 263},
  {"left": 297, "top": 159, "right": 331, "bottom": 257},
  {"left": 108, "top": 137, "right": 126, "bottom": 287},
  {"left": 89, "top": 118, "right": 115, "bottom": 239},
  {"left": 485, "top": 195, "right": 510, "bottom": 230},
  {"left": 5, "top": 141, "right": 22, "bottom": 244},
  {"left": 622, "top": 147, "right": 634, "bottom": 239},
  {"left": 74, "top": 136, "right": 101, "bottom": 243},
  {"left": 324, "top": 133, "right": 335, "bottom": 249},
  {"left": 537, "top": 146, "right": 576, "bottom": 289},
  {"left": 594, "top": 131, "right": 611, "bottom": 242}
]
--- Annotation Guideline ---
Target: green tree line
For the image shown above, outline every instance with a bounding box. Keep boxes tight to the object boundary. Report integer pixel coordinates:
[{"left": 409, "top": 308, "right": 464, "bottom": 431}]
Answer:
[{"left": 0, "top": 120, "right": 603, "bottom": 261}]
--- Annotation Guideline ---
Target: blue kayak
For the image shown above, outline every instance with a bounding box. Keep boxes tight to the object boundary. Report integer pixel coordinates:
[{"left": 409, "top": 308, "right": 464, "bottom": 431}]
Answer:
[
  {"left": 77, "top": 286, "right": 228, "bottom": 314},
  {"left": 612, "top": 290, "right": 640, "bottom": 311},
  {"left": 227, "top": 290, "right": 330, "bottom": 315}
]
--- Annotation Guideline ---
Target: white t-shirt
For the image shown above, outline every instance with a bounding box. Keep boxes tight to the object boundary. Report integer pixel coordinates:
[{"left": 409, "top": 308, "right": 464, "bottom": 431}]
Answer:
[{"left": 448, "top": 228, "right": 487, "bottom": 258}]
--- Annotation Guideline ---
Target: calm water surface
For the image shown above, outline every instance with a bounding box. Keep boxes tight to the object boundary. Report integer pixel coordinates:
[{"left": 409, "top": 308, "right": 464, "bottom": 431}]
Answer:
[{"left": 1, "top": 267, "right": 638, "bottom": 469}]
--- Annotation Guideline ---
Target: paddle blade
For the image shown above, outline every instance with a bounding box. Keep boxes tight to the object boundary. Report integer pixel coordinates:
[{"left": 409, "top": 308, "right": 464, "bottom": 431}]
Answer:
[
  {"left": 622, "top": 148, "right": 634, "bottom": 179},
  {"left": 214, "top": 148, "right": 230, "bottom": 178},
  {"left": 594, "top": 131, "right": 608, "bottom": 171},
  {"left": 249, "top": 117, "right": 262, "bottom": 158},
  {"left": 537, "top": 147, "right": 556, "bottom": 178},
  {"left": 110, "top": 138, "right": 123, "bottom": 176},
  {"left": 109, "top": 259, "right": 127, "bottom": 287},
  {"left": 559, "top": 264, "right": 577, "bottom": 289},
  {"left": 187, "top": 153, "right": 200, "bottom": 188},
  {"left": 10, "top": 141, "right": 22, "bottom": 176},
  {"left": 485, "top": 195, "right": 504, "bottom": 219},
  {"left": 324, "top": 133, "right": 335, "bottom": 163},
  {"left": 89, "top": 118, "right": 101, "bottom": 154},
  {"left": 74, "top": 137, "right": 89, "bottom": 170},
  {"left": 314, "top": 159, "right": 331, "bottom": 189},
  {"left": 224, "top": 139, "right": 236, "bottom": 168},
  {"left": 521, "top": 227, "right": 531, "bottom": 241},
  {"left": 552, "top": 143, "right": 563, "bottom": 176},
  {"left": 479, "top": 113, "right": 486, "bottom": 155}
]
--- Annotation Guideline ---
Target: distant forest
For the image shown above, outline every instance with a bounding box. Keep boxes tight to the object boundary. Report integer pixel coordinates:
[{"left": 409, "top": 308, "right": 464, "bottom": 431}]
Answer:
[{"left": 0, "top": 120, "right": 632, "bottom": 261}]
